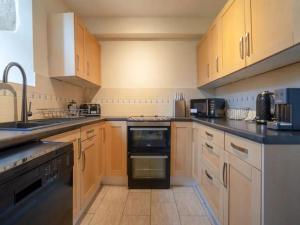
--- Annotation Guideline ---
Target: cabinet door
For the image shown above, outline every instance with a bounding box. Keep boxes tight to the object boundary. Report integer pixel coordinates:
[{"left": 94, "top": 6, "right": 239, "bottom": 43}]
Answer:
[
  {"left": 97, "top": 123, "right": 106, "bottom": 181},
  {"left": 209, "top": 20, "right": 222, "bottom": 80},
  {"left": 294, "top": 0, "right": 300, "bottom": 44},
  {"left": 105, "top": 121, "right": 127, "bottom": 176},
  {"left": 221, "top": 0, "right": 246, "bottom": 75},
  {"left": 223, "top": 152, "right": 261, "bottom": 225},
  {"left": 245, "top": 0, "right": 294, "bottom": 65},
  {"left": 171, "top": 122, "right": 192, "bottom": 177},
  {"left": 197, "top": 36, "right": 210, "bottom": 87},
  {"left": 80, "top": 136, "right": 97, "bottom": 209},
  {"left": 75, "top": 16, "right": 86, "bottom": 79},
  {"left": 91, "top": 38, "right": 101, "bottom": 86},
  {"left": 192, "top": 124, "right": 202, "bottom": 184}
]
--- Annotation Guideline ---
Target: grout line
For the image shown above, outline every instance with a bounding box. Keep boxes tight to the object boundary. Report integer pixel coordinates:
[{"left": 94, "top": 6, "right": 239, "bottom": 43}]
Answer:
[
  {"left": 117, "top": 186, "right": 129, "bottom": 225},
  {"left": 172, "top": 187, "right": 183, "bottom": 225}
]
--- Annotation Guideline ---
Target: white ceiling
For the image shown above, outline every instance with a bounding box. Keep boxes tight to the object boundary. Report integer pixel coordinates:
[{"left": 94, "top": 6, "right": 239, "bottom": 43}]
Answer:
[{"left": 64, "top": 0, "right": 227, "bottom": 17}]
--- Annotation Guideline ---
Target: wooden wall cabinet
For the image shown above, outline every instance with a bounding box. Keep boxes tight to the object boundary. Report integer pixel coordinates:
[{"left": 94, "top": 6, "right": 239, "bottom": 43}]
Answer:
[
  {"left": 43, "top": 130, "right": 81, "bottom": 224},
  {"left": 197, "top": 36, "right": 210, "bottom": 87},
  {"left": 105, "top": 121, "right": 127, "bottom": 177},
  {"left": 198, "top": 0, "right": 300, "bottom": 88},
  {"left": 48, "top": 12, "right": 101, "bottom": 87},
  {"left": 220, "top": 0, "right": 246, "bottom": 76},
  {"left": 171, "top": 122, "right": 192, "bottom": 177},
  {"left": 245, "top": 0, "right": 294, "bottom": 65}
]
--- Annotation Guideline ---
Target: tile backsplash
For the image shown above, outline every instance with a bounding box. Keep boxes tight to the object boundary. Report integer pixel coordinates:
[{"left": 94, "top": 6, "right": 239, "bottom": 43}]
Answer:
[
  {"left": 85, "top": 88, "right": 207, "bottom": 116},
  {"left": 216, "top": 62, "right": 300, "bottom": 110},
  {"left": 0, "top": 74, "right": 84, "bottom": 122}
]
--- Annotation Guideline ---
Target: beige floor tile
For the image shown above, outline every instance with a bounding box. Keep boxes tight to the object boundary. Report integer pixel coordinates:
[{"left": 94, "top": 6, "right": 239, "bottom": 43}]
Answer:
[
  {"left": 80, "top": 213, "right": 94, "bottom": 225},
  {"left": 88, "top": 186, "right": 109, "bottom": 213},
  {"left": 120, "top": 215, "right": 150, "bottom": 225},
  {"left": 102, "top": 186, "right": 129, "bottom": 204},
  {"left": 124, "top": 192, "right": 151, "bottom": 215},
  {"left": 90, "top": 201, "right": 125, "bottom": 225},
  {"left": 174, "top": 192, "right": 206, "bottom": 216},
  {"left": 172, "top": 186, "right": 195, "bottom": 193},
  {"left": 151, "top": 189, "right": 175, "bottom": 203},
  {"left": 180, "top": 216, "right": 212, "bottom": 225},
  {"left": 151, "top": 202, "right": 180, "bottom": 225}
]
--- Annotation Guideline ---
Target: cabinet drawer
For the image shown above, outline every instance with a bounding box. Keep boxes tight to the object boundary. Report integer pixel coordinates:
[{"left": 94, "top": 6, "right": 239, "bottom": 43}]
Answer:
[
  {"left": 225, "top": 133, "right": 262, "bottom": 170},
  {"left": 200, "top": 125, "right": 225, "bottom": 148},
  {"left": 202, "top": 141, "right": 222, "bottom": 180},
  {"left": 200, "top": 163, "right": 222, "bottom": 221},
  {"left": 81, "top": 124, "right": 97, "bottom": 141}
]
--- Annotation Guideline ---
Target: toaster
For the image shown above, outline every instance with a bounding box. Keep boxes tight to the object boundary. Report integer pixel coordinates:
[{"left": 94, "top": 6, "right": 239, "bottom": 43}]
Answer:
[{"left": 79, "top": 104, "right": 101, "bottom": 116}]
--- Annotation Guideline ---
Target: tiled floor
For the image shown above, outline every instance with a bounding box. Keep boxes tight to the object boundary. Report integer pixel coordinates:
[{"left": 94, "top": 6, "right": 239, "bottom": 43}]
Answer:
[{"left": 80, "top": 185, "right": 213, "bottom": 225}]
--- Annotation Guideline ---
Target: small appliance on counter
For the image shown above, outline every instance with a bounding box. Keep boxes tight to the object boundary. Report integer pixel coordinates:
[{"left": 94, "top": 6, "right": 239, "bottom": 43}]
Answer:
[
  {"left": 267, "top": 88, "right": 300, "bottom": 130},
  {"left": 190, "top": 98, "right": 225, "bottom": 118},
  {"left": 174, "top": 92, "right": 186, "bottom": 117},
  {"left": 67, "top": 100, "right": 78, "bottom": 116},
  {"left": 79, "top": 103, "right": 101, "bottom": 116},
  {"left": 256, "top": 91, "right": 275, "bottom": 124}
]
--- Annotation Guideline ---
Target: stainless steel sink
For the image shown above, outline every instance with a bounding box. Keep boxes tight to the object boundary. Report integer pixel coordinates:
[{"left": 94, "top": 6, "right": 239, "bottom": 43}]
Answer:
[
  {"left": 0, "top": 121, "right": 61, "bottom": 131},
  {"left": 0, "top": 117, "right": 88, "bottom": 131}
]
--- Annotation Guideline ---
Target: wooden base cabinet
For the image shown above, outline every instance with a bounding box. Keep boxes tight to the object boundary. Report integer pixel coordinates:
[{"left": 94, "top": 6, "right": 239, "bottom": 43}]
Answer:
[
  {"left": 192, "top": 123, "right": 202, "bottom": 184},
  {"left": 223, "top": 152, "right": 261, "bottom": 225},
  {"left": 171, "top": 122, "right": 192, "bottom": 177},
  {"left": 105, "top": 121, "right": 127, "bottom": 177}
]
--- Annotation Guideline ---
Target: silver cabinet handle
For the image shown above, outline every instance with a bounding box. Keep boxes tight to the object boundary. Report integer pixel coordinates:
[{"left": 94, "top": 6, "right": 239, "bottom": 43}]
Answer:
[
  {"left": 216, "top": 56, "right": 219, "bottom": 73},
  {"left": 207, "top": 64, "right": 210, "bottom": 78},
  {"left": 205, "top": 131, "right": 213, "bottom": 138},
  {"left": 223, "top": 162, "right": 228, "bottom": 188},
  {"left": 239, "top": 36, "right": 244, "bottom": 59},
  {"left": 81, "top": 151, "right": 86, "bottom": 172},
  {"left": 205, "top": 170, "right": 213, "bottom": 181},
  {"left": 77, "top": 138, "right": 81, "bottom": 160},
  {"left": 231, "top": 142, "right": 248, "bottom": 155},
  {"left": 245, "top": 32, "right": 250, "bottom": 57},
  {"left": 130, "top": 155, "right": 168, "bottom": 159},
  {"left": 205, "top": 142, "right": 213, "bottom": 151}
]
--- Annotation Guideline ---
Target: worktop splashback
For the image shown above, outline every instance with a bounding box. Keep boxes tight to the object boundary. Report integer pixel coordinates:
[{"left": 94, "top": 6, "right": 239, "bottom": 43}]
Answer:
[
  {"left": 216, "top": 62, "right": 300, "bottom": 110},
  {"left": 85, "top": 88, "right": 206, "bottom": 117},
  {"left": 0, "top": 74, "right": 84, "bottom": 122}
]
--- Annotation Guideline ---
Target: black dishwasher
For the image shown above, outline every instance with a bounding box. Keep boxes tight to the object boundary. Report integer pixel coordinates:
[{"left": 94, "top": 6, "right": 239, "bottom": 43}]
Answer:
[{"left": 0, "top": 141, "right": 73, "bottom": 225}]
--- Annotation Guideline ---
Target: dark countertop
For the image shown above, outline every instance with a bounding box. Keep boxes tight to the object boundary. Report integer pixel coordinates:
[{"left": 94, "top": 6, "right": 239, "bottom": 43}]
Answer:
[
  {"left": 1, "top": 116, "right": 300, "bottom": 150},
  {"left": 0, "top": 117, "right": 127, "bottom": 150},
  {"left": 172, "top": 117, "right": 300, "bottom": 145}
]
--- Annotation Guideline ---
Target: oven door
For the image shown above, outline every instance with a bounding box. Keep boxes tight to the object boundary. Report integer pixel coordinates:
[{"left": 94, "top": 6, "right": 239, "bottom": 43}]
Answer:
[
  {"left": 128, "top": 154, "right": 170, "bottom": 189},
  {"left": 128, "top": 127, "right": 170, "bottom": 152}
]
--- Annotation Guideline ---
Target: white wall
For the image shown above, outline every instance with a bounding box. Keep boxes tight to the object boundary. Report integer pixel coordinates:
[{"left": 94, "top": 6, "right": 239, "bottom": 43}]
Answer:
[
  {"left": 0, "top": 0, "right": 35, "bottom": 86},
  {"left": 101, "top": 41, "right": 199, "bottom": 88},
  {"left": 86, "top": 40, "right": 206, "bottom": 116}
]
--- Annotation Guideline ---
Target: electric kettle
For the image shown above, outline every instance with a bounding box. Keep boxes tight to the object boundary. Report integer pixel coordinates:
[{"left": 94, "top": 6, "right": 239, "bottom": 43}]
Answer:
[{"left": 256, "top": 91, "right": 275, "bottom": 124}]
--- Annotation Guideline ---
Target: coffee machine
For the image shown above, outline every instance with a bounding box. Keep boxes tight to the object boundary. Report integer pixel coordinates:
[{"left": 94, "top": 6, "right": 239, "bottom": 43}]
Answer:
[{"left": 267, "top": 88, "right": 300, "bottom": 130}]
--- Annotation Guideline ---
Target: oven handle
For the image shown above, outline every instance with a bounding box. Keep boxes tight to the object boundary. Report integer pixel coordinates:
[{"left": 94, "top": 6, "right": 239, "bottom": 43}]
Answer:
[
  {"left": 130, "top": 155, "right": 168, "bottom": 159},
  {"left": 129, "top": 128, "right": 168, "bottom": 131}
]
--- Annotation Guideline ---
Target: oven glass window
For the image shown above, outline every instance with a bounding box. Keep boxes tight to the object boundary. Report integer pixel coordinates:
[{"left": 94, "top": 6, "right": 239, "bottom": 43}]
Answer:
[
  {"left": 129, "top": 128, "right": 168, "bottom": 148},
  {"left": 132, "top": 157, "right": 166, "bottom": 179}
]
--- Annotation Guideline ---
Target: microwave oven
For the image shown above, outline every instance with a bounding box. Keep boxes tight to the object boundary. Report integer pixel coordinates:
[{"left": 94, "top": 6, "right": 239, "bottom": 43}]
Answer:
[{"left": 190, "top": 98, "right": 225, "bottom": 118}]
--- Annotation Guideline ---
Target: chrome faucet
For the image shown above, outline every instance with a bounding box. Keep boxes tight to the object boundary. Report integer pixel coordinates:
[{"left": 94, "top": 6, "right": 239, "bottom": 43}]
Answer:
[{"left": 2, "top": 62, "right": 31, "bottom": 123}]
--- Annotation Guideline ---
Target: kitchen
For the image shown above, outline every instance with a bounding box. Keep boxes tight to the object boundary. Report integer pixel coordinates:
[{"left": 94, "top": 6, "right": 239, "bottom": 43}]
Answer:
[{"left": 0, "top": 0, "right": 300, "bottom": 225}]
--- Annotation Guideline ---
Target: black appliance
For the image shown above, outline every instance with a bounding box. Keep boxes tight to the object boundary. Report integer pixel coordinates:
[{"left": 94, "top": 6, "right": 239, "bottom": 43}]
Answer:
[
  {"left": 256, "top": 91, "right": 275, "bottom": 124},
  {"left": 0, "top": 141, "right": 73, "bottom": 225},
  {"left": 79, "top": 104, "right": 101, "bottom": 116},
  {"left": 190, "top": 98, "right": 225, "bottom": 118},
  {"left": 127, "top": 118, "right": 171, "bottom": 189},
  {"left": 267, "top": 88, "right": 300, "bottom": 130}
]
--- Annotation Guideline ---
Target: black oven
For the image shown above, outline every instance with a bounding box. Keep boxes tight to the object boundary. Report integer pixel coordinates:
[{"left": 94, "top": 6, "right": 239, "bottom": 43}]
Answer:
[{"left": 127, "top": 121, "right": 171, "bottom": 189}]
